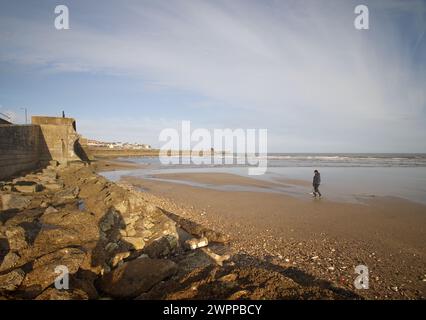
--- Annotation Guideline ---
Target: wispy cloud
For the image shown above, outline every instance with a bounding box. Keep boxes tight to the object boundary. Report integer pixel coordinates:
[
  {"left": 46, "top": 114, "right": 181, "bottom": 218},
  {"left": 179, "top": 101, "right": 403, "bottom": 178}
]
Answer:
[{"left": 0, "top": 0, "right": 425, "bottom": 151}]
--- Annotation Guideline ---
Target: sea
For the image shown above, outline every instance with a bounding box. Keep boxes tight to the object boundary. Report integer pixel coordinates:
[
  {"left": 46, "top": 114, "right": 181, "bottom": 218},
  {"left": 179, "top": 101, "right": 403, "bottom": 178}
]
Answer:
[{"left": 101, "top": 153, "right": 426, "bottom": 205}]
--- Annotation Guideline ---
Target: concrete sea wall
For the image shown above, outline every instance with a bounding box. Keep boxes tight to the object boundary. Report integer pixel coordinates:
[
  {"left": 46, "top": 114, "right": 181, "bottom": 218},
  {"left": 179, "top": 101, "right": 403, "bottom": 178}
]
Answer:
[
  {"left": 0, "top": 124, "right": 51, "bottom": 180},
  {"left": 0, "top": 116, "right": 89, "bottom": 180}
]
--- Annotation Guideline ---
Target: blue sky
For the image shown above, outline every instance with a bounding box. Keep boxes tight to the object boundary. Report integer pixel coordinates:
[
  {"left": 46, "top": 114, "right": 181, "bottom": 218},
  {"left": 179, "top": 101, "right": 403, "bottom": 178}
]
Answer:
[{"left": 0, "top": 0, "right": 425, "bottom": 152}]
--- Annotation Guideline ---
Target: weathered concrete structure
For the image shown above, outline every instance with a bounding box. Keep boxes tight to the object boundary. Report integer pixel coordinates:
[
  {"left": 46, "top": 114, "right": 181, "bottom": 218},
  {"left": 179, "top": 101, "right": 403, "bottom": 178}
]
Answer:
[
  {"left": 0, "top": 116, "right": 91, "bottom": 180},
  {"left": 31, "top": 116, "right": 82, "bottom": 164}
]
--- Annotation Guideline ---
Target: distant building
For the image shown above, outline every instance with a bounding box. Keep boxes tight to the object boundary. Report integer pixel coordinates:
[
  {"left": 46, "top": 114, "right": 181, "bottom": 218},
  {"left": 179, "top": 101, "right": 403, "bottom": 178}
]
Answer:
[{"left": 86, "top": 139, "right": 151, "bottom": 150}]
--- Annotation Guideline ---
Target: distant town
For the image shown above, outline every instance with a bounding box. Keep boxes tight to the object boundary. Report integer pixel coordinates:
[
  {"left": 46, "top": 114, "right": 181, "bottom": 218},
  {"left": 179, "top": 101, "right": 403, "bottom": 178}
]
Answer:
[{"left": 87, "top": 139, "right": 152, "bottom": 150}]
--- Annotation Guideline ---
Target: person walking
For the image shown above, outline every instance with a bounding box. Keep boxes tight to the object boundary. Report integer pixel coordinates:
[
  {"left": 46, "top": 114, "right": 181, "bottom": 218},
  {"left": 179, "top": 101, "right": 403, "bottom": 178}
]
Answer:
[{"left": 313, "top": 170, "right": 322, "bottom": 198}]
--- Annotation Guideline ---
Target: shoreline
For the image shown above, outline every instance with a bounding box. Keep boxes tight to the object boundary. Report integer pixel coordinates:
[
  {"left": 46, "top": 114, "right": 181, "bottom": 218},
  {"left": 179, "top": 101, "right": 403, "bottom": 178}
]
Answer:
[
  {"left": 1, "top": 159, "right": 367, "bottom": 300},
  {"left": 116, "top": 170, "right": 426, "bottom": 299}
]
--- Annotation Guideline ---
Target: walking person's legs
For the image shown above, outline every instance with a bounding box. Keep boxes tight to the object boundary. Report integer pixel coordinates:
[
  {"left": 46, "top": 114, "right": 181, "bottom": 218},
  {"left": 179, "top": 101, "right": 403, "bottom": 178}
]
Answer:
[{"left": 313, "top": 184, "right": 321, "bottom": 197}]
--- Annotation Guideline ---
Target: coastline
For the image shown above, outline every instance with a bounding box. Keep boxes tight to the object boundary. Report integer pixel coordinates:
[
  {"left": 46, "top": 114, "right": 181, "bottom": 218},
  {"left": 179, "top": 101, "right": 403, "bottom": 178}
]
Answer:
[
  {"left": 1, "top": 159, "right": 367, "bottom": 300},
  {"left": 115, "top": 169, "right": 426, "bottom": 299}
]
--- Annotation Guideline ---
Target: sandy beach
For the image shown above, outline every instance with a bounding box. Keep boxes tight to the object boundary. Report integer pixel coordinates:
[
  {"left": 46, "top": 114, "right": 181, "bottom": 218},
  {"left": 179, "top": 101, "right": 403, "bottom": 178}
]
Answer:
[{"left": 117, "top": 171, "right": 426, "bottom": 299}]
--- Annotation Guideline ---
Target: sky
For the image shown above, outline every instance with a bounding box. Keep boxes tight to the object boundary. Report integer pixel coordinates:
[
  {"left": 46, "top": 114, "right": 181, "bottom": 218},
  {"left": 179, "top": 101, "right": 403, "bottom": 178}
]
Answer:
[{"left": 0, "top": 0, "right": 425, "bottom": 152}]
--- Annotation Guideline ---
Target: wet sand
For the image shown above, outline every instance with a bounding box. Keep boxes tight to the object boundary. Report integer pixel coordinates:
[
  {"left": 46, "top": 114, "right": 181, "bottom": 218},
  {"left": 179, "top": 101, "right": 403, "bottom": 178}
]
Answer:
[
  {"left": 121, "top": 172, "right": 426, "bottom": 299},
  {"left": 92, "top": 158, "right": 147, "bottom": 172}
]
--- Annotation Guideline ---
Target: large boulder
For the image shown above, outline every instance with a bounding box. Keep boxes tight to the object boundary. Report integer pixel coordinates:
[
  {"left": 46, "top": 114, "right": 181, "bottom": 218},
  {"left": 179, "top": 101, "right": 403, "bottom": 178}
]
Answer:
[
  {"left": 19, "top": 248, "right": 86, "bottom": 298},
  {"left": 3, "top": 209, "right": 44, "bottom": 227},
  {"left": 121, "top": 237, "right": 145, "bottom": 251},
  {"left": 0, "top": 252, "right": 20, "bottom": 273},
  {"left": 135, "top": 213, "right": 180, "bottom": 258},
  {"left": 97, "top": 257, "right": 177, "bottom": 298},
  {"left": 0, "top": 269, "right": 25, "bottom": 292},
  {"left": 5, "top": 226, "right": 28, "bottom": 251},
  {"left": 54, "top": 186, "right": 80, "bottom": 201},
  {"left": 34, "top": 210, "right": 99, "bottom": 254},
  {"left": 13, "top": 181, "right": 43, "bottom": 193},
  {"left": 0, "top": 194, "right": 31, "bottom": 210},
  {"left": 99, "top": 208, "right": 119, "bottom": 232},
  {"left": 69, "top": 269, "right": 99, "bottom": 300}
]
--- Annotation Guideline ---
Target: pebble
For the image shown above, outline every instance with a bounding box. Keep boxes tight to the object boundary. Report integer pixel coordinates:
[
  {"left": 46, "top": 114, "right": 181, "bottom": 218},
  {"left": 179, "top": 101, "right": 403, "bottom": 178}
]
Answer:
[
  {"left": 311, "top": 256, "right": 319, "bottom": 260},
  {"left": 391, "top": 286, "right": 398, "bottom": 292}
]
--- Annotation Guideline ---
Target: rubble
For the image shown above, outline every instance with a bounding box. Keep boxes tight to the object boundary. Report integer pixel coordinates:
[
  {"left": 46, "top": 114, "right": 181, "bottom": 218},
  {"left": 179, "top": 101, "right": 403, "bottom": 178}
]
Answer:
[
  {"left": 97, "top": 257, "right": 177, "bottom": 299},
  {"left": 185, "top": 237, "right": 209, "bottom": 250},
  {"left": 201, "top": 247, "right": 231, "bottom": 266},
  {"left": 0, "top": 193, "right": 31, "bottom": 210}
]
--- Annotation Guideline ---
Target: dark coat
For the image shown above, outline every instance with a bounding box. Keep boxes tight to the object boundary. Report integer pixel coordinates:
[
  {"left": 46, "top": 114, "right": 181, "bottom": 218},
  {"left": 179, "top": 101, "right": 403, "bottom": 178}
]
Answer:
[{"left": 313, "top": 172, "right": 321, "bottom": 185}]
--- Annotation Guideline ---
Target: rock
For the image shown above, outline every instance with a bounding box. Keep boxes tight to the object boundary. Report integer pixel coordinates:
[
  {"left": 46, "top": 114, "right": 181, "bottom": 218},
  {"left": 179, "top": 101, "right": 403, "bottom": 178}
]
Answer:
[
  {"left": 35, "top": 288, "right": 88, "bottom": 300},
  {"left": 34, "top": 211, "right": 99, "bottom": 255},
  {"left": 44, "top": 206, "right": 58, "bottom": 214},
  {"left": 20, "top": 248, "right": 86, "bottom": 298},
  {"left": 139, "top": 230, "right": 153, "bottom": 239},
  {"left": 4, "top": 208, "right": 44, "bottom": 227},
  {"left": 122, "top": 237, "right": 145, "bottom": 250},
  {"left": 125, "top": 226, "right": 137, "bottom": 237},
  {"left": 219, "top": 273, "right": 238, "bottom": 282},
  {"left": 41, "top": 169, "right": 58, "bottom": 179},
  {"left": 110, "top": 251, "right": 131, "bottom": 268},
  {"left": 69, "top": 270, "right": 99, "bottom": 300},
  {"left": 5, "top": 226, "right": 28, "bottom": 251},
  {"left": 13, "top": 181, "right": 43, "bottom": 193},
  {"left": 105, "top": 242, "right": 119, "bottom": 253},
  {"left": 185, "top": 237, "right": 209, "bottom": 250},
  {"left": 142, "top": 235, "right": 176, "bottom": 258},
  {"left": 49, "top": 160, "right": 59, "bottom": 167},
  {"left": 145, "top": 203, "right": 157, "bottom": 214},
  {"left": 391, "top": 286, "right": 398, "bottom": 292},
  {"left": 142, "top": 219, "right": 155, "bottom": 229},
  {"left": 200, "top": 247, "right": 230, "bottom": 266},
  {"left": 43, "top": 183, "right": 63, "bottom": 191},
  {"left": 0, "top": 252, "right": 20, "bottom": 272},
  {"left": 40, "top": 201, "right": 49, "bottom": 208},
  {"left": 0, "top": 269, "right": 25, "bottom": 291},
  {"left": 123, "top": 215, "right": 140, "bottom": 226},
  {"left": 55, "top": 186, "right": 79, "bottom": 200},
  {"left": 113, "top": 201, "right": 128, "bottom": 214},
  {"left": 99, "top": 208, "right": 118, "bottom": 232},
  {"left": 98, "top": 257, "right": 177, "bottom": 298},
  {"left": 127, "top": 193, "right": 147, "bottom": 212},
  {"left": 1, "top": 185, "right": 13, "bottom": 192},
  {"left": 0, "top": 194, "right": 31, "bottom": 210},
  {"left": 165, "top": 212, "right": 229, "bottom": 244},
  {"left": 229, "top": 290, "right": 250, "bottom": 300}
]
